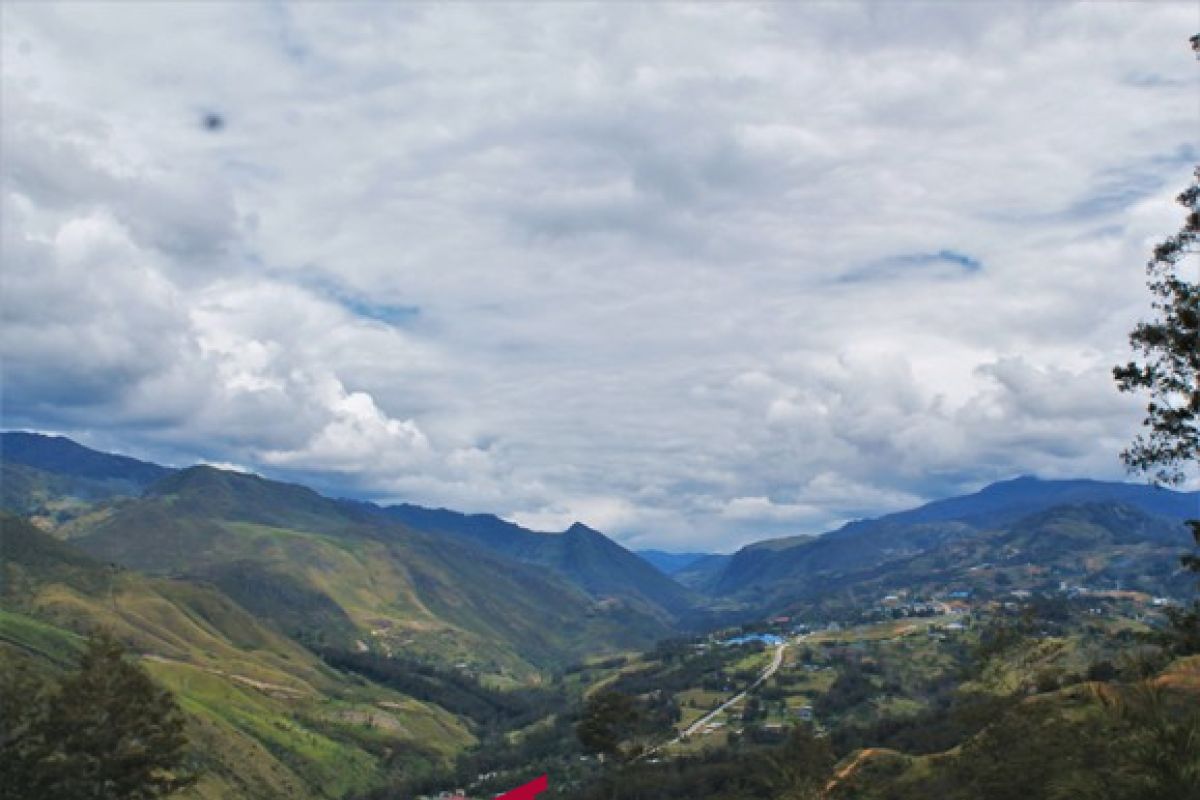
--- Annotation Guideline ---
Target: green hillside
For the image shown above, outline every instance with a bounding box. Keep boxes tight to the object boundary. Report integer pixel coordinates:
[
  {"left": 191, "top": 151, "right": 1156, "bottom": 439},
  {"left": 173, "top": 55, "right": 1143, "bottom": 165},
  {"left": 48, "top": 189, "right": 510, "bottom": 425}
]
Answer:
[
  {"left": 67, "top": 467, "right": 673, "bottom": 675},
  {"left": 704, "top": 500, "right": 1195, "bottom": 618},
  {"left": 0, "top": 514, "right": 473, "bottom": 799},
  {"left": 383, "top": 506, "right": 698, "bottom": 620}
]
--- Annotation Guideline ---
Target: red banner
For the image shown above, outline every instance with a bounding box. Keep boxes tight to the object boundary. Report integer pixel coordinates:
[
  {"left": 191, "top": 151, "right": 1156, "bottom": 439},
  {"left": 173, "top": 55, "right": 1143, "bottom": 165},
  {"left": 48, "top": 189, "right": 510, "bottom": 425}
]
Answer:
[{"left": 494, "top": 774, "right": 548, "bottom": 800}]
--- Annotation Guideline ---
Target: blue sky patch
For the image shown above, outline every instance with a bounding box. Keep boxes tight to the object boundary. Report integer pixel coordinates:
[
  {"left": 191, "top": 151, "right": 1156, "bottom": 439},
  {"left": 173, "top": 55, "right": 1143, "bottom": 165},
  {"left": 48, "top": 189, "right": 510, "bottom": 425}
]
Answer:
[
  {"left": 339, "top": 296, "right": 421, "bottom": 326},
  {"left": 841, "top": 249, "right": 983, "bottom": 283}
]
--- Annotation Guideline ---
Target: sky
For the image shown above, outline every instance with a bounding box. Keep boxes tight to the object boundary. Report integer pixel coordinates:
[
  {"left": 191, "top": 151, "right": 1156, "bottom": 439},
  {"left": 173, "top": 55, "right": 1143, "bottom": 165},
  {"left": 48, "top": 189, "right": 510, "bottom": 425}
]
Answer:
[{"left": 1, "top": 2, "right": 1197, "bottom": 552}]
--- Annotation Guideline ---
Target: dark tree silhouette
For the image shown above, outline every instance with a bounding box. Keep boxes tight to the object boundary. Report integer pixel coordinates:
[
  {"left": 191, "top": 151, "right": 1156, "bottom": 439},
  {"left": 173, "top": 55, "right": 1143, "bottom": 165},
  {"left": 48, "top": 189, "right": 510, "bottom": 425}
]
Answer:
[
  {"left": 0, "top": 631, "right": 193, "bottom": 800},
  {"left": 1114, "top": 161, "right": 1199, "bottom": 653},
  {"left": 577, "top": 690, "right": 639, "bottom": 761},
  {"left": 1113, "top": 165, "right": 1199, "bottom": 487}
]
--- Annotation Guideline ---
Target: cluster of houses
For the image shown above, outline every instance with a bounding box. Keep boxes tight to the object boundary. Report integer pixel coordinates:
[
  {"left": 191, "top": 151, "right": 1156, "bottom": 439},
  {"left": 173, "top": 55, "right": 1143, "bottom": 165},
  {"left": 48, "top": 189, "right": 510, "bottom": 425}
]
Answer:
[{"left": 720, "top": 632, "right": 786, "bottom": 647}]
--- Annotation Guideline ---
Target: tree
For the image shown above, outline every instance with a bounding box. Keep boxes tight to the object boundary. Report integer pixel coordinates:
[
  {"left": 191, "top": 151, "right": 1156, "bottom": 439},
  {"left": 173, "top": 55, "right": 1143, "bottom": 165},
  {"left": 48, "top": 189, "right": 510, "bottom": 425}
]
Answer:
[
  {"left": 577, "top": 690, "right": 639, "bottom": 761},
  {"left": 1113, "top": 165, "right": 1200, "bottom": 487},
  {"left": 0, "top": 658, "right": 56, "bottom": 799},
  {"left": 770, "top": 726, "right": 835, "bottom": 800},
  {"left": 1114, "top": 163, "right": 1200, "bottom": 653},
  {"left": 1095, "top": 683, "right": 1200, "bottom": 800},
  {"left": 0, "top": 631, "right": 193, "bottom": 800}
]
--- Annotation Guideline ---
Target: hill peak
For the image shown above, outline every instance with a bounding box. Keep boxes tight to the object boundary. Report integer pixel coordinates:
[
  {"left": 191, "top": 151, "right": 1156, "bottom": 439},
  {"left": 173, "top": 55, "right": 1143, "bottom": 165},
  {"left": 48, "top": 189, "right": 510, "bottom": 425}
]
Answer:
[
  {"left": 1, "top": 430, "right": 171, "bottom": 487},
  {"left": 143, "top": 463, "right": 368, "bottom": 533}
]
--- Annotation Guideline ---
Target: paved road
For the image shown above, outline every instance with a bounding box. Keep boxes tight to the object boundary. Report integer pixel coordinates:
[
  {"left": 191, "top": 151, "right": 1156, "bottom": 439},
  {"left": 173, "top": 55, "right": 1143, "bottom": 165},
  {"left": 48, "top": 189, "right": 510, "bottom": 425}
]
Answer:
[{"left": 642, "top": 637, "right": 795, "bottom": 758}]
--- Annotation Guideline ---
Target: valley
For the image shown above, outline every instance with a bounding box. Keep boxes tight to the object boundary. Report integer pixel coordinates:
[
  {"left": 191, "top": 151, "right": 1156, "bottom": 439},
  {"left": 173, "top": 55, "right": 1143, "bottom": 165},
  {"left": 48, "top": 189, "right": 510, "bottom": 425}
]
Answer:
[
  {"left": 5, "top": 10, "right": 1197, "bottom": 799},
  {"left": 1, "top": 432, "right": 1197, "bottom": 799}
]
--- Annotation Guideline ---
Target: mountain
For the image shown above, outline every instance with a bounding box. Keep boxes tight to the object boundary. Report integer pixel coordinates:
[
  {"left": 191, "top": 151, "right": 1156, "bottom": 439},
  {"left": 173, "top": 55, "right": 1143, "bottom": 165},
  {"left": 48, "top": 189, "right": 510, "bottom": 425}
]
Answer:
[
  {"left": 0, "top": 432, "right": 174, "bottom": 524},
  {"left": 879, "top": 475, "right": 1199, "bottom": 526},
  {"left": 670, "top": 553, "right": 734, "bottom": 589},
  {"left": 2, "top": 432, "right": 694, "bottom": 625},
  {"left": 636, "top": 550, "right": 713, "bottom": 576},
  {"left": 701, "top": 478, "right": 1199, "bottom": 615},
  {"left": 0, "top": 514, "right": 473, "bottom": 799},
  {"left": 382, "top": 505, "right": 698, "bottom": 619},
  {"left": 64, "top": 466, "right": 674, "bottom": 673},
  {"left": 1, "top": 431, "right": 171, "bottom": 489}
]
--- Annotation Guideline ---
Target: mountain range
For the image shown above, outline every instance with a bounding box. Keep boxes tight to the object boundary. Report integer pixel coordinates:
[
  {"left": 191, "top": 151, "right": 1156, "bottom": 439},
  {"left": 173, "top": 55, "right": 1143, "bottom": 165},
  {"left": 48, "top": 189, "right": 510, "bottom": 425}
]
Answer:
[
  {"left": 2, "top": 430, "right": 1197, "bottom": 798},
  {"left": 5, "top": 432, "right": 1197, "bottom": 627},
  {"left": 689, "top": 475, "right": 1197, "bottom": 617},
  {"left": 18, "top": 464, "right": 679, "bottom": 675},
  {"left": 634, "top": 549, "right": 713, "bottom": 576}
]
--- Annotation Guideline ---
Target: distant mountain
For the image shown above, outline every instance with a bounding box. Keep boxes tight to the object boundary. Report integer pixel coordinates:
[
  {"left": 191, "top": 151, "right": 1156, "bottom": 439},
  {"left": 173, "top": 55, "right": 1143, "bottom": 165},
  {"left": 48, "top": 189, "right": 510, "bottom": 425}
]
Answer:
[
  {"left": 1, "top": 431, "right": 171, "bottom": 487},
  {"left": 0, "top": 432, "right": 174, "bottom": 520},
  {"left": 383, "top": 504, "right": 698, "bottom": 619},
  {"left": 635, "top": 549, "right": 713, "bottom": 576},
  {"left": 881, "top": 475, "right": 1199, "bottom": 526},
  {"left": 702, "top": 478, "right": 1199, "bottom": 615},
  {"left": 66, "top": 465, "right": 674, "bottom": 673},
  {"left": 671, "top": 553, "right": 734, "bottom": 589},
  {"left": 1, "top": 432, "right": 695, "bottom": 626}
]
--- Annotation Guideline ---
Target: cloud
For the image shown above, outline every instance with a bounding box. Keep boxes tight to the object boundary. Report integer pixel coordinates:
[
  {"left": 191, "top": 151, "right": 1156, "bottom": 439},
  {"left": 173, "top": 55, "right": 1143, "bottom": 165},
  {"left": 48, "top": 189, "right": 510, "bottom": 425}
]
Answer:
[
  {"left": 721, "top": 497, "right": 824, "bottom": 523},
  {"left": 2, "top": 2, "right": 1196, "bottom": 552}
]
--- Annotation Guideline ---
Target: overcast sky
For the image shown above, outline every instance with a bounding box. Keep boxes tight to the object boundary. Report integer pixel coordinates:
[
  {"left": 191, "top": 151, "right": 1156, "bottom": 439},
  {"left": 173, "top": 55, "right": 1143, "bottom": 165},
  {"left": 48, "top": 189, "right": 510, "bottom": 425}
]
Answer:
[{"left": 2, "top": 2, "right": 1196, "bottom": 551}]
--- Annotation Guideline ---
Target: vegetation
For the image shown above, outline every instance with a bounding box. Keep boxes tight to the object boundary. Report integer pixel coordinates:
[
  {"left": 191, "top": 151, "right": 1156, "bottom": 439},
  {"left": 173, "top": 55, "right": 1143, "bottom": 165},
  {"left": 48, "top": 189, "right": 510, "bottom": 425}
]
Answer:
[
  {"left": 1115, "top": 162, "right": 1200, "bottom": 659},
  {"left": 65, "top": 465, "right": 674, "bottom": 674},
  {"left": 0, "top": 631, "right": 192, "bottom": 800},
  {"left": 577, "top": 690, "right": 643, "bottom": 760},
  {"left": 0, "top": 514, "right": 472, "bottom": 799},
  {"left": 1114, "top": 166, "right": 1200, "bottom": 486},
  {"left": 569, "top": 727, "right": 834, "bottom": 800},
  {"left": 4, "top": 435, "right": 1200, "bottom": 798},
  {"left": 318, "top": 648, "right": 563, "bottom": 734},
  {"left": 695, "top": 491, "right": 1196, "bottom": 619}
]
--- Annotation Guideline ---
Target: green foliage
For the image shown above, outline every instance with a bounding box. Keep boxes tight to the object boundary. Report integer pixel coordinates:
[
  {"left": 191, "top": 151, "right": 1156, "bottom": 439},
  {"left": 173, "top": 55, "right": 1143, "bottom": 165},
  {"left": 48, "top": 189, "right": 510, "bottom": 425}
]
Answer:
[
  {"left": 73, "top": 467, "right": 673, "bottom": 673},
  {"left": 577, "top": 691, "right": 640, "bottom": 760},
  {"left": 830, "top": 682, "right": 1200, "bottom": 800},
  {"left": 1100, "top": 684, "right": 1200, "bottom": 800},
  {"left": 0, "top": 631, "right": 192, "bottom": 800},
  {"left": 0, "top": 514, "right": 473, "bottom": 798},
  {"left": 0, "top": 656, "right": 56, "bottom": 798},
  {"left": 569, "top": 726, "right": 834, "bottom": 800},
  {"left": 767, "top": 726, "right": 835, "bottom": 800},
  {"left": 813, "top": 663, "right": 876, "bottom": 719},
  {"left": 1162, "top": 600, "right": 1200, "bottom": 656},
  {"left": 1114, "top": 164, "right": 1200, "bottom": 656},
  {"left": 1113, "top": 166, "right": 1200, "bottom": 486},
  {"left": 318, "top": 647, "right": 562, "bottom": 733}
]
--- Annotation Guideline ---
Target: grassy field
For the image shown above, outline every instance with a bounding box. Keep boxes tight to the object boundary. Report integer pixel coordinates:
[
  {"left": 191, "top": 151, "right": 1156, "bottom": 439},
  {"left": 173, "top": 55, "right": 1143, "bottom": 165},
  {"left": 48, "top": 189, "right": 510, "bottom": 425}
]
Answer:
[
  {"left": 1, "top": 604, "right": 475, "bottom": 800},
  {"left": 1, "top": 514, "right": 478, "bottom": 800}
]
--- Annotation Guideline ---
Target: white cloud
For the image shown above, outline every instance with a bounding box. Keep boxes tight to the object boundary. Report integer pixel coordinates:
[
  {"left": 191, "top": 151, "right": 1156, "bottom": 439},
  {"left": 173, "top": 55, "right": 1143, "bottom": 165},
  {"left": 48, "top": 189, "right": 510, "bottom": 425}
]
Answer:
[
  {"left": 2, "top": 2, "right": 1196, "bottom": 551},
  {"left": 722, "top": 497, "right": 823, "bottom": 523}
]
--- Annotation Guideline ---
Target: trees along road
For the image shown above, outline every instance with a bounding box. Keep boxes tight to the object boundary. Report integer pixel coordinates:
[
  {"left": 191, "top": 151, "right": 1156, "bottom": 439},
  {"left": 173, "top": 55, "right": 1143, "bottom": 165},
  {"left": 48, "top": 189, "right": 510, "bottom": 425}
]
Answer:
[{"left": 642, "top": 636, "right": 796, "bottom": 759}]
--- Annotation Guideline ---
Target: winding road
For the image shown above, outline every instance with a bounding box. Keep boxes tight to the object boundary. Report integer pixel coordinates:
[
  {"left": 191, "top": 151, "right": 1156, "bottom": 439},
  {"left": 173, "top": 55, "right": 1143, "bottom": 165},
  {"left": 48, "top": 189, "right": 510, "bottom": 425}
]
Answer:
[{"left": 642, "top": 636, "right": 795, "bottom": 758}]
